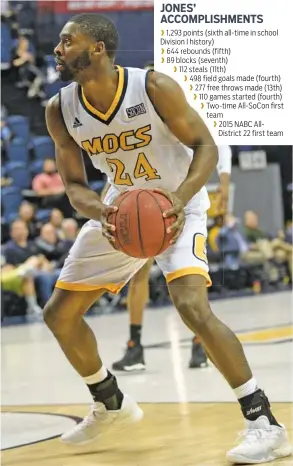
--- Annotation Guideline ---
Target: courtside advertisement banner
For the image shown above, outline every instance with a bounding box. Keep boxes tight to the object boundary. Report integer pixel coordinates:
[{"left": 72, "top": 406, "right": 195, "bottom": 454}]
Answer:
[{"left": 154, "top": 0, "right": 291, "bottom": 145}]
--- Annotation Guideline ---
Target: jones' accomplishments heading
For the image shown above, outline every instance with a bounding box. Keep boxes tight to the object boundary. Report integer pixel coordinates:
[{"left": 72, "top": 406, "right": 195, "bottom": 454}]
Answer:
[{"left": 160, "top": 3, "right": 263, "bottom": 23}]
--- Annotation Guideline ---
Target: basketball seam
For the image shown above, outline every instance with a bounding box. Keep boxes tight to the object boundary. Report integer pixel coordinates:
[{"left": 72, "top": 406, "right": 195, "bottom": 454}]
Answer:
[
  {"left": 147, "top": 191, "right": 167, "bottom": 256},
  {"left": 113, "top": 191, "right": 134, "bottom": 253},
  {"left": 136, "top": 190, "right": 146, "bottom": 257}
]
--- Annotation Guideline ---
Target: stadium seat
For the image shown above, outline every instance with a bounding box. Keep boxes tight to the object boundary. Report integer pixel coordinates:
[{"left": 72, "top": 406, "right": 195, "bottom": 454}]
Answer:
[
  {"left": 1, "top": 22, "right": 13, "bottom": 70},
  {"left": 6, "top": 137, "right": 29, "bottom": 163},
  {"left": 44, "top": 80, "right": 64, "bottom": 99},
  {"left": 35, "top": 209, "right": 51, "bottom": 223},
  {"left": 1, "top": 186, "right": 23, "bottom": 219},
  {"left": 32, "top": 136, "right": 54, "bottom": 160},
  {"left": 5, "top": 162, "right": 32, "bottom": 189},
  {"left": 30, "top": 159, "right": 44, "bottom": 176},
  {"left": 5, "top": 212, "right": 19, "bottom": 224},
  {"left": 6, "top": 115, "right": 30, "bottom": 142}
]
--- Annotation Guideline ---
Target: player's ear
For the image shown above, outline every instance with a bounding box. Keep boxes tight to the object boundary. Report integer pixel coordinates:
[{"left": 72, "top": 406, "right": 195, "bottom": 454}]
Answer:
[{"left": 93, "top": 41, "right": 105, "bottom": 55}]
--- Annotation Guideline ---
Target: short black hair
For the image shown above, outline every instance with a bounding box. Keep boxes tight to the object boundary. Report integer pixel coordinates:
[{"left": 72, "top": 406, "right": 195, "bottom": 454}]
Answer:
[{"left": 70, "top": 13, "right": 119, "bottom": 60}]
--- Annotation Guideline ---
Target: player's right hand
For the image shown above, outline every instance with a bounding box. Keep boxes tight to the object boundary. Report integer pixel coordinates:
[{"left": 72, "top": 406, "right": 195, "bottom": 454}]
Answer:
[
  {"left": 101, "top": 205, "right": 118, "bottom": 246},
  {"left": 154, "top": 188, "right": 185, "bottom": 245}
]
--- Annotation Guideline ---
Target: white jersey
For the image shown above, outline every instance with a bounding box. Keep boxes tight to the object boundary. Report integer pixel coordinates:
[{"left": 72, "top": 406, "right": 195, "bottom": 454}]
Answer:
[{"left": 59, "top": 66, "right": 210, "bottom": 212}]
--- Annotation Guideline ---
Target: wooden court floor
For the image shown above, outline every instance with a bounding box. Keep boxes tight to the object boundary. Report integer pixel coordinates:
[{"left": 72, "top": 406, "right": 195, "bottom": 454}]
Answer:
[{"left": 2, "top": 402, "right": 292, "bottom": 466}]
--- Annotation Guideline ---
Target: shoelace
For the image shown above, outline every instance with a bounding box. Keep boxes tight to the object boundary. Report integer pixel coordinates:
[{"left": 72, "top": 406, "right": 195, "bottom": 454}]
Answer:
[
  {"left": 80, "top": 403, "right": 108, "bottom": 427},
  {"left": 237, "top": 427, "right": 279, "bottom": 445}
]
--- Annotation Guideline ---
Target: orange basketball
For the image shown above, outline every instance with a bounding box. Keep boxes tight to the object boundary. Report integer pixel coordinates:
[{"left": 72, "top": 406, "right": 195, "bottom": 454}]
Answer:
[{"left": 108, "top": 189, "right": 176, "bottom": 258}]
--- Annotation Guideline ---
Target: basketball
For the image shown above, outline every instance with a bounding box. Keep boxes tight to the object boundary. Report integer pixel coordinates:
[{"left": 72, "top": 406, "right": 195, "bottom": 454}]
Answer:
[{"left": 108, "top": 189, "right": 176, "bottom": 258}]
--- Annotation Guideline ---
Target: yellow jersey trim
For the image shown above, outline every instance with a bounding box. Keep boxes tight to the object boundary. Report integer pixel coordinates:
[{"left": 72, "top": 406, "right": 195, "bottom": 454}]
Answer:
[
  {"left": 79, "top": 66, "right": 127, "bottom": 124},
  {"left": 166, "top": 267, "right": 212, "bottom": 287},
  {"left": 55, "top": 280, "right": 125, "bottom": 295}
]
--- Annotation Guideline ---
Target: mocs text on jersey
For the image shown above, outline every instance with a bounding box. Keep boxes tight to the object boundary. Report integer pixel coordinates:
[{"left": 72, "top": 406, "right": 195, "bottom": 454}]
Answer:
[{"left": 81, "top": 124, "right": 152, "bottom": 156}]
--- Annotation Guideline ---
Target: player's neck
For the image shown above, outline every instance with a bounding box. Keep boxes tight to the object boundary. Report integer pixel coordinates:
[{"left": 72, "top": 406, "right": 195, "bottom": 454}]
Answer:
[{"left": 80, "top": 65, "right": 119, "bottom": 115}]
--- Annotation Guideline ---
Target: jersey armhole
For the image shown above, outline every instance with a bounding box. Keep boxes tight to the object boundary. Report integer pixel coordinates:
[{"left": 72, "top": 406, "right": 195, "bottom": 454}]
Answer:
[
  {"left": 58, "top": 89, "right": 73, "bottom": 136},
  {"left": 145, "top": 70, "right": 165, "bottom": 123},
  {"left": 58, "top": 90, "right": 67, "bottom": 128}
]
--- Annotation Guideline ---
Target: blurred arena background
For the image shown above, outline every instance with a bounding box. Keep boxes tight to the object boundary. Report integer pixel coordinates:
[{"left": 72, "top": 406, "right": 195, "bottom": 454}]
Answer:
[
  {"left": 1, "top": 1, "right": 292, "bottom": 464},
  {"left": 1, "top": 1, "right": 292, "bottom": 320}
]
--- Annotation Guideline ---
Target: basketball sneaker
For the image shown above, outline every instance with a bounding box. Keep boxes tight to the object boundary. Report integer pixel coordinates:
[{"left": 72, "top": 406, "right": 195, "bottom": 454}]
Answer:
[
  {"left": 226, "top": 416, "right": 292, "bottom": 464},
  {"left": 60, "top": 394, "right": 143, "bottom": 445},
  {"left": 112, "top": 340, "right": 146, "bottom": 372},
  {"left": 189, "top": 339, "right": 208, "bottom": 368}
]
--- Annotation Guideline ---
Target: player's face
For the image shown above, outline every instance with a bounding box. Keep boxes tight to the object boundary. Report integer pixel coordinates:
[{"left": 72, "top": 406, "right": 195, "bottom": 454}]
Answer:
[{"left": 54, "top": 22, "right": 93, "bottom": 82}]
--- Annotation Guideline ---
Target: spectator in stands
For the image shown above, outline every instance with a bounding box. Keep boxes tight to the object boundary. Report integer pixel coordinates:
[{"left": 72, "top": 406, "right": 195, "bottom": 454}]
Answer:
[
  {"left": 1, "top": 105, "right": 13, "bottom": 154},
  {"left": 243, "top": 210, "right": 293, "bottom": 281},
  {"left": 32, "top": 158, "right": 65, "bottom": 197},
  {"left": 1, "top": 254, "right": 42, "bottom": 316},
  {"left": 3, "top": 218, "right": 58, "bottom": 305},
  {"left": 34, "top": 223, "right": 71, "bottom": 306},
  {"left": 18, "top": 201, "right": 39, "bottom": 239},
  {"left": 271, "top": 229, "right": 293, "bottom": 279},
  {"left": 49, "top": 208, "right": 64, "bottom": 238},
  {"left": 244, "top": 211, "right": 269, "bottom": 243},
  {"left": 12, "top": 33, "right": 44, "bottom": 99},
  {"left": 244, "top": 210, "right": 280, "bottom": 261},
  {"left": 35, "top": 223, "right": 63, "bottom": 262},
  {"left": 61, "top": 218, "right": 78, "bottom": 242},
  {"left": 55, "top": 218, "right": 79, "bottom": 268},
  {"left": 3, "top": 218, "right": 40, "bottom": 265},
  {"left": 217, "top": 215, "right": 248, "bottom": 269},
  {"left": 32, "top": 158, "right": 73, "bottom": 217}
]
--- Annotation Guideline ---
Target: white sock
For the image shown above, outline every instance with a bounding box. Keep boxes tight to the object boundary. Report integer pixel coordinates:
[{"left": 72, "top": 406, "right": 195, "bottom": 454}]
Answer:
[
  {"left": 83, "top": 366, "right": 108, "bottom": 385},
  {"left": 234, "top": 377, "right": 258, "bottom": 400}
]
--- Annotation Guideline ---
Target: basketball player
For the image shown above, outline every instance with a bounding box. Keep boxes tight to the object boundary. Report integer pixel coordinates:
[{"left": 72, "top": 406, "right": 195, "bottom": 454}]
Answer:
[
  {"left": 111, "top": 144, "right": 232, "bottom": 371},
  {"left": 44, "top": 14, "right": 291, "bottom": 463}
]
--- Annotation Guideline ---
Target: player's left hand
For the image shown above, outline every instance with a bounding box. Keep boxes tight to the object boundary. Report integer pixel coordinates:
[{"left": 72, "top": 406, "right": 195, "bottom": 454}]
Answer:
[
  {"left": 154, "top": 188, "right": 185, "bottom": 245},
  {"left": 101, "top": 204, "right": 118, "bottom": 246}
]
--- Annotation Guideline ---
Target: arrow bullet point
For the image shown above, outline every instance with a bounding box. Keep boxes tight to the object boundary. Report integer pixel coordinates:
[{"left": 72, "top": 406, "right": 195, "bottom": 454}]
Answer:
[
  {"left": 189, "top": 84, "right": 193, "bottom": 90},
  {"left": 194, "top": 94, "right": 197, "bottom": 100},
  {"left": 161, "top": 48, "right": 164, "bottom": 54},
  {"left": 174, "top": 66, "right": 177, "bottom": 72},
  {"left": 201, "top": 103, "right": 204, "bottom": 109},
  {"left": 161, "top": 57, "right": 164, "bottom": 63},
  {"left": 161, "top": 30, "right": 164, "bottom": 36},
  {"left": 184, "top": 75, "right": 187, "bottom": 81},
  {"left": 214, "top": 121, "right": 217, "bottom": 127}
]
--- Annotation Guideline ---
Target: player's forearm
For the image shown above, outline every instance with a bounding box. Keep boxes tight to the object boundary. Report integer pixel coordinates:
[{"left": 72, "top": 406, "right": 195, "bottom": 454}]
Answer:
[
  {"left": 66, "top": 183, "right": 103, "bottom": 220},
  {"left": 175, "top": 143, "right": 218, "bottom": 205},
  {"left": 219, "top": 172, "right": 230, "bottom": 188}
]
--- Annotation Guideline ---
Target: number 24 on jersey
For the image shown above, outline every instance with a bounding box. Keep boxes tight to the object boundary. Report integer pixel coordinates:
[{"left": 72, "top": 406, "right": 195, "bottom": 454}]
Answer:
[{"left": 106, "top": 152, "right": 161, "bottom": 186}]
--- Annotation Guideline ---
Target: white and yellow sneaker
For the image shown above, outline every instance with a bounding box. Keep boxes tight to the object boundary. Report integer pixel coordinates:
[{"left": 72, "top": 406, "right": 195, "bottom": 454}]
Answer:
[
  {"left": 227, "top": 416, "right": 292, "bottom": 464},
  {"left": 61, "top": 394, "right": 143, "bottom": 445}
]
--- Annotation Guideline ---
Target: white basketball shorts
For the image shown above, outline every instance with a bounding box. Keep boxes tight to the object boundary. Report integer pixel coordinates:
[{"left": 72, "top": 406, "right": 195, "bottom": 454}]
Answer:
[{"left": 56, "top": 208, "right": 211, "bottom": 294}]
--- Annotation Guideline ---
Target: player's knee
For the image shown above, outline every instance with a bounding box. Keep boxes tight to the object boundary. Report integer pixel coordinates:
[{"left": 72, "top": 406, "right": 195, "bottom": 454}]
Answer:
[
  {"left": 43, "top": 299, "right": 59, "bottom": 333},
  {"left": 43, "top": 297, "right": 73, "bottom": 336},
  {"left": 175, "top": 292, "right": 211, "bottom": 330}
]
